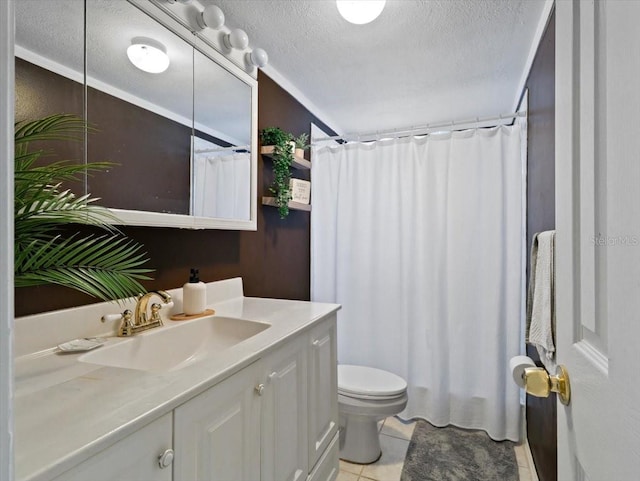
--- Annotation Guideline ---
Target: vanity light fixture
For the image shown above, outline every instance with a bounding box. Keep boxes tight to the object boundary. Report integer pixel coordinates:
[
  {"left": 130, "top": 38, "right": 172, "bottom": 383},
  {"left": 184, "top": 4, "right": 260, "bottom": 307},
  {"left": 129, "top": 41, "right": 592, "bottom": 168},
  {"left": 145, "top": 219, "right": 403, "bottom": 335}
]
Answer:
[
  {"left": 223, "top": 28, "right": 249, "bottom": 50},
  {"left": 246, "top": 47, "right": 269, "bottom": 68},
  {"left": 127, "top": 37, "right": 170, "bottom": 74},
  {"left": 336, "top": 0, "right": 386, "bottom": 25},
  {"left": 196, "top": 4, "right": 225, "bottom": 30}
]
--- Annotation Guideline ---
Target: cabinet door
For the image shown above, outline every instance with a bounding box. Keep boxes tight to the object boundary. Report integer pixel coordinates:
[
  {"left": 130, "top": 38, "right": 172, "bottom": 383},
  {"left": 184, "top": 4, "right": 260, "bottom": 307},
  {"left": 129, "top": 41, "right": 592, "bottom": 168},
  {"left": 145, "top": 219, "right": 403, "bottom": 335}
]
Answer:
[
  {"left": 261, "top": 334, "right": 308, "bottom": 481},
  {"left": 307, "top": 433, "right": 339, "bottom": 481},
  {"left": 174, "top": 361, "right": 261, "bottom": 481},
  {"left": 307, "top": 315, "right": 338, "bottom": 470},
  {"left": 52, "top": 413, "right": 173, "bottom": 481}
]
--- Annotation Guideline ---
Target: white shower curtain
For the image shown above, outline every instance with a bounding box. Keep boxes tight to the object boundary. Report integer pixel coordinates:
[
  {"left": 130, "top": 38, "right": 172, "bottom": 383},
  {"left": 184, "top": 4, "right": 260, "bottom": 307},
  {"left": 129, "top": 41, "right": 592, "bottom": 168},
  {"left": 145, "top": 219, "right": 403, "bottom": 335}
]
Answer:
[
  {"left": 311, "top": 122, "right": 526, "bottom": 441},
  {"left": 192, "top": 152, "right": 251, "bottom": 220}
]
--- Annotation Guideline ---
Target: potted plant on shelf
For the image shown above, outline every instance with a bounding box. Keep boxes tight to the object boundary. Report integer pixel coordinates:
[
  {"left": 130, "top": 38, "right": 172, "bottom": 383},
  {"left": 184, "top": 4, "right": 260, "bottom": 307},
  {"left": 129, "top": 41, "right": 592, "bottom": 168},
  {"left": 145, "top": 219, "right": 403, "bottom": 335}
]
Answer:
[
  {"left": 293, "top": 132, "right": 309, "bottom": 159},
  {"left": 14, "top": 113, "right": 154, "bottom": 301},
  {"left": 260, "top": 127, "right": 294, "bottom": 218},
  {"left": 260, "top": 127, "right": 295, "bottom": 156}
]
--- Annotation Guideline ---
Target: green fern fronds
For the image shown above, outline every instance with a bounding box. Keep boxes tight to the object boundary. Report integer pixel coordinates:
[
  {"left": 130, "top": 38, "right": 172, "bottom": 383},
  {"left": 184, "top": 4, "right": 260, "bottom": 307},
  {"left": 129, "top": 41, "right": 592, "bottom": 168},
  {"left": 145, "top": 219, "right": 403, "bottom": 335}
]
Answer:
[
  {"left": 15, "top": 234, "right": 152, "bottom": 301},
  {"left": 14, "top": 114, "right": 154, "bottom": 302}
]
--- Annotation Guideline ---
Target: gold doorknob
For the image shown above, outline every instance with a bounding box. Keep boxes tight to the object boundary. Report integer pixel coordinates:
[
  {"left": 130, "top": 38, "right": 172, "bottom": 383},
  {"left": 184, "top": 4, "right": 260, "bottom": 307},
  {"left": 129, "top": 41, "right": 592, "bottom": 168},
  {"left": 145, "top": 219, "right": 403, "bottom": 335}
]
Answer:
[{"left": 523, "top": 365, "right": 571, "bottom": 406}]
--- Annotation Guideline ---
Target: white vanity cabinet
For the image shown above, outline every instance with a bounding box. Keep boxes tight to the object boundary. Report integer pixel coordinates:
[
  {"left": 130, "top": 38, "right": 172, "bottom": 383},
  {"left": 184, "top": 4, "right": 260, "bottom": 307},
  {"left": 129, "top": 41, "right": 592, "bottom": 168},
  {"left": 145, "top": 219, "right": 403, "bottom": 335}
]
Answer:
[
  {"left": 260, "top": 333, "right": 309, "bottom": 481},
  {"left": 51, "top": 413, "right": 173, "bottom": 481},
  {"left": 173, "top": 360, "right": 263, "bottom": 481},
  {"left": 172, "top": 313, "right": 338, "bottom": 481},
  {"left": 307, "top": 316, "right": 339, "bottom": 472}
]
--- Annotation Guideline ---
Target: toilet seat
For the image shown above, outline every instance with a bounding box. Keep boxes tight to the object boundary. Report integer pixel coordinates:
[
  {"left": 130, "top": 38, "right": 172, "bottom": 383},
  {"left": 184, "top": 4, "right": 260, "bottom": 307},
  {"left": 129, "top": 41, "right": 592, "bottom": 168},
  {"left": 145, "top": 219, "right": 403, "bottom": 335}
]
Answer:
[
  {"left": 338, "top": 365, "right": 407, "bottom": 400},
  {"left": 337, "top": 364, "right": 409, "bottom": 464},
  {"left": 339, "top": 390, "right": 403, "bottom": 401}
]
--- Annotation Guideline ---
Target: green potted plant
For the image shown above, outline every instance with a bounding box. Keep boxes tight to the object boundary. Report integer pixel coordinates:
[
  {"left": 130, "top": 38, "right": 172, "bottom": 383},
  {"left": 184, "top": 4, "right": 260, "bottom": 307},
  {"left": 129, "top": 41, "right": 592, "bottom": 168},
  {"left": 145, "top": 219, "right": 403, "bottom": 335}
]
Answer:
[
  {"left": 293, "top": 132, "right": 309, "bottom": 159},
  {"left": 260, "top": 127, "right": 294, "bottom": 155},
  {"left": 14, "top": 114, "right": 153, "bottom": 302},
  {"left": 260, "top": 127, "right": 294, "bottom": 218}
]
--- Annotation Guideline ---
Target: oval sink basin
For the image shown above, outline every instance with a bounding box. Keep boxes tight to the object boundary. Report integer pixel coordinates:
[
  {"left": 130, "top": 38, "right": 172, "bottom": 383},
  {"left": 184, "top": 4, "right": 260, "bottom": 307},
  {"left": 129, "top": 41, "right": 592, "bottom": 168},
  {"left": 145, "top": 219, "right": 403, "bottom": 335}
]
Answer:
[{"left": 79, "top": 316, "right": 270, "bottom": 372}]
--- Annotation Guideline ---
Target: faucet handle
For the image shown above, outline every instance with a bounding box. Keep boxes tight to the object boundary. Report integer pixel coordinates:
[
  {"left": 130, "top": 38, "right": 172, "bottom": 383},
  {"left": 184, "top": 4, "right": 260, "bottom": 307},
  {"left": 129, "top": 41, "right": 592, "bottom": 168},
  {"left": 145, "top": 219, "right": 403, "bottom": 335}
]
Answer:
[
  {"left": 117, "top": 309, "right": 135, "bottom": 337},
  {"left": 150, "top": 300, "right": 174, "bottom": 320},
  {"left": 150, "top": 303, "right": 163, "bottom": 323},
  {"left": 102, "top": 310, "right": 132, "bottom": 324}
]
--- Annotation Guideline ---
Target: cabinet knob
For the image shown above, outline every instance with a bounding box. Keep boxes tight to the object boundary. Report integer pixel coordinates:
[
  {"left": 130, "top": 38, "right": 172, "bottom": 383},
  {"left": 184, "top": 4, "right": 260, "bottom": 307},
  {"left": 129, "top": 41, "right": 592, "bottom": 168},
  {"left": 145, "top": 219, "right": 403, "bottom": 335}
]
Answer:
[
  {"left": 158, "top": 448, "right": 174, "bottom": 469},
  {"left": 255, "top": 383, "right": 266, "bottom": 396}
]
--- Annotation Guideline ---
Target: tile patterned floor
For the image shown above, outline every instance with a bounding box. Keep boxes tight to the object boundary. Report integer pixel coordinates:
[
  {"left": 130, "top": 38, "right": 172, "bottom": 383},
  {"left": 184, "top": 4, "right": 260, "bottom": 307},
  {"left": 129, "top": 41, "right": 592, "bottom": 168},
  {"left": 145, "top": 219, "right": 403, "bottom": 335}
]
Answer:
[{"left": 337, "top": 416, "right": 539, "bottom": 481}]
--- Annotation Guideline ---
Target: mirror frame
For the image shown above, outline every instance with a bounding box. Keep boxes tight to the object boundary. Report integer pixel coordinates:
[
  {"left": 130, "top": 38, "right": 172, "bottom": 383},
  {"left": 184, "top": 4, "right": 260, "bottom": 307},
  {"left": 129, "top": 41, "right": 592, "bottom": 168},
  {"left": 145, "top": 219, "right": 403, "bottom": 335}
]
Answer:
[{"left": 106, "top": 0, "right": 258, "bottom": 230}]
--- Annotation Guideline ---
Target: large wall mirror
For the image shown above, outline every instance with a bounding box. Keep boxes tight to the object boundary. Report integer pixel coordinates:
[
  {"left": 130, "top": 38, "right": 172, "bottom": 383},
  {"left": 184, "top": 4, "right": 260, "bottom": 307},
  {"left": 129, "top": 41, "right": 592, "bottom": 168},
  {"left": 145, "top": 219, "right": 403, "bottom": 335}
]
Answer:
[{"left": 15, "top": 0, "right": 258, "bottom": 230}]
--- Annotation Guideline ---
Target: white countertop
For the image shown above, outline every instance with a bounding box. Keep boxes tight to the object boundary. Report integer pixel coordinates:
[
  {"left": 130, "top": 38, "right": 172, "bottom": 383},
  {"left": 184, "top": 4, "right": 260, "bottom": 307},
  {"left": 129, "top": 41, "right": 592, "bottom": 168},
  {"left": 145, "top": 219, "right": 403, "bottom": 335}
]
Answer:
[{"left": 14, "top": 280, "right": 339, "bottom": 481}]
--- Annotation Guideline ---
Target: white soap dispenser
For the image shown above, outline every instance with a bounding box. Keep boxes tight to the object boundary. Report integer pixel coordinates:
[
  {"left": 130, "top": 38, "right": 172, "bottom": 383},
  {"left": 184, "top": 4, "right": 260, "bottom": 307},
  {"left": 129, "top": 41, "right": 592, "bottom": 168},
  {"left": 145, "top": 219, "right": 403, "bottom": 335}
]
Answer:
[{"left": 183, "top": 268, "right": 206, "bottom": 316}]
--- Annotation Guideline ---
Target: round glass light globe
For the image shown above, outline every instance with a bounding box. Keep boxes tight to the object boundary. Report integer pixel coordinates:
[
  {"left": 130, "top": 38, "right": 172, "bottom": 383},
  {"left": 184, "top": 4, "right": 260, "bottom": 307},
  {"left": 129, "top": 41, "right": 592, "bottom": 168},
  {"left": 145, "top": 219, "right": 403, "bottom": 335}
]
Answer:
[
  {"left": 126, "top": 39, "right": 170, "bottom": 74},
  {"left": 226, "top": 28, "right": 249, "bottom": 50},
  {"left": 336, "top": 0, "right": 386, "bottom": 25},
  {"left": 249, "top": 48, "right": 269, "bottom": 68},
  {"left": 198, "top": 4, "right": 225, "bottom": 29}
]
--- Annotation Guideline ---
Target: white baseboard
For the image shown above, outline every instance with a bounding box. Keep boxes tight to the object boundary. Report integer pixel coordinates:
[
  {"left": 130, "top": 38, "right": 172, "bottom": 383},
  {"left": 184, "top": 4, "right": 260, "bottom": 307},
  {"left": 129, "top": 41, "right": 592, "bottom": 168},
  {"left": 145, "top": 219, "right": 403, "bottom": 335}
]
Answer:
[{"left": 524, "top": 439, "right": 540, "bottom": 481}]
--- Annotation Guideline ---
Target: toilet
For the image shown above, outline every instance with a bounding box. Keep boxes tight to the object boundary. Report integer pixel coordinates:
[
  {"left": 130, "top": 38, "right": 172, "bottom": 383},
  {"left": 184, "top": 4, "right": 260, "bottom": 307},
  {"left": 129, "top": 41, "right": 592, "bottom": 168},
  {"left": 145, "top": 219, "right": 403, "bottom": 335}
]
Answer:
[{"left": 338, "top": 364, "right": 408, "bottom": 464}]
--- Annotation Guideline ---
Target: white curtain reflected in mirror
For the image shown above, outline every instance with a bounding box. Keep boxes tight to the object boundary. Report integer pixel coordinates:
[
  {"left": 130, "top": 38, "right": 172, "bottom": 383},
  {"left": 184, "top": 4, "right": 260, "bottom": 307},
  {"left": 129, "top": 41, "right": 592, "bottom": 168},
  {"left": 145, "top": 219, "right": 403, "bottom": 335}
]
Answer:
[{"left": 191, "top": 136, "right": 251, "bottom": 220}]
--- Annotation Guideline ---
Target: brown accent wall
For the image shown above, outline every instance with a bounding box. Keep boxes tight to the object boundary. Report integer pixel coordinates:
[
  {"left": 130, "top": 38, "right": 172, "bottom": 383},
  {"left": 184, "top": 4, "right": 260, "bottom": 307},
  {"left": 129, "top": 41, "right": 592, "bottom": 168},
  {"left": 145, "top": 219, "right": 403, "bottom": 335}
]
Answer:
[
  {"left": 86, "top": 87, "right": 192, "bottom": 214},
  {"left": 15, "top": 58, "right": 85, "bottom": 194},
  {"left": 16, "top": 58, "right": 235, "bottom": 215},
  {"left": 524, "top": 9, "right": 556, "bottom": 481},
  {"left": 14, "top": 69, "right": 335, "bottom": 316},
  {"left": 15, "top": 58, "right": 83, "bottom": 124}
]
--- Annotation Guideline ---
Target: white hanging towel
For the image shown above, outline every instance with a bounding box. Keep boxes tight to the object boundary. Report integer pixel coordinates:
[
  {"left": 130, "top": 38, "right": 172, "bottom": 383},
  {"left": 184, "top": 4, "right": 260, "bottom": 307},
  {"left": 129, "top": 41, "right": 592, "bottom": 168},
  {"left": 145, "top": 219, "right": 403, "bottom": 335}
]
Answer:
[{"left": 526, "top": 230, "right": 556, "bottom": 371}]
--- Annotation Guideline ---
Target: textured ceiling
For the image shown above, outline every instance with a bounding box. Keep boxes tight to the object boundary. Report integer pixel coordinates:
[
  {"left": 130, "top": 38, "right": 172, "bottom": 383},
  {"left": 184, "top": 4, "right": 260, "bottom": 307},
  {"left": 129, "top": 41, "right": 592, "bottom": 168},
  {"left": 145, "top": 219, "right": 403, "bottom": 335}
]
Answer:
[
  {"left": 209, "top": 0, "right": 549, "bottom": 135},
  {"left": 16, "top": 0, "right": 549, "bottom": 139}
]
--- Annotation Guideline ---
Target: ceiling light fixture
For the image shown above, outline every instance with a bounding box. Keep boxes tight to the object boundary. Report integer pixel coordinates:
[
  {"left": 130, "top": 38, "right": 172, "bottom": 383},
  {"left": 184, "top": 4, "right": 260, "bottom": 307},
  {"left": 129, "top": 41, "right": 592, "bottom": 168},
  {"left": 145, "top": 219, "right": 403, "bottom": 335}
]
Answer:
[
  {"left": 246, "top": 48, "right": 269, "bottom": 69},
  {"left": 196, "top": 4, "right": 225, "bottom": 30},
  {"left": 223, "top": 28, "right": 249, "bottom": 50},
  {"left": 336, "top": 0, "right": 386, "bottom": 25},
  {"left": 126, "top": 37, "right": 170, "bottom": 74}
]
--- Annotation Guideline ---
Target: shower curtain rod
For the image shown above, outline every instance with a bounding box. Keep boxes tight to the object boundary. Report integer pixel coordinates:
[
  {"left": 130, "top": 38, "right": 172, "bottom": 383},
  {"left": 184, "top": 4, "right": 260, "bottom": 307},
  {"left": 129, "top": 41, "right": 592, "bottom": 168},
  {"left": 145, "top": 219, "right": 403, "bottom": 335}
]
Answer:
[
  {"left": 194, "top": 145, "right": 250, "bottom": 154},
  {"left": 311, "top": 110, "right": 526, "bottom": 144}
]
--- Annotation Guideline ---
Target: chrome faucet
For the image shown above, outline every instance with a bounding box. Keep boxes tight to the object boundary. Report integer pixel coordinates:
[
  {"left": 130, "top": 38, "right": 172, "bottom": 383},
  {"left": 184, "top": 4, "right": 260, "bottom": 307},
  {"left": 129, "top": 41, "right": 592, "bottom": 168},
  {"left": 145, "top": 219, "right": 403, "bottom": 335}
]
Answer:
[{"left": 117, "top": 290, "right": 173, "bottom": 337}]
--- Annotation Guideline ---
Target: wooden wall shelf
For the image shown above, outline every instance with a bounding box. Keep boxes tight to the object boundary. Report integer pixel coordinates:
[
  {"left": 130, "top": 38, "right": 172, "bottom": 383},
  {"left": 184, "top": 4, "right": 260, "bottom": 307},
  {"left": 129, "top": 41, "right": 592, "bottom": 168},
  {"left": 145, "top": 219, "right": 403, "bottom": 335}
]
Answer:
[
  {"left": 260, "top": 146, "right": 311, "bottom": 170},
  {"left": 262, "top": 197, "right": 312, "bottom": 212}
]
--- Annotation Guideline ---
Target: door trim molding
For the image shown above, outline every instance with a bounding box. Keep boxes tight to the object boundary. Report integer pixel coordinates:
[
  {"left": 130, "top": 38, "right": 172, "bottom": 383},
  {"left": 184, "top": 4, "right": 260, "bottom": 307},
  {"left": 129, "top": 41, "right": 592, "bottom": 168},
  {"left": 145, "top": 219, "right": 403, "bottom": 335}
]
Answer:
[{"left": 0, "top": 0, "right": 15, "bottom": 479}]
